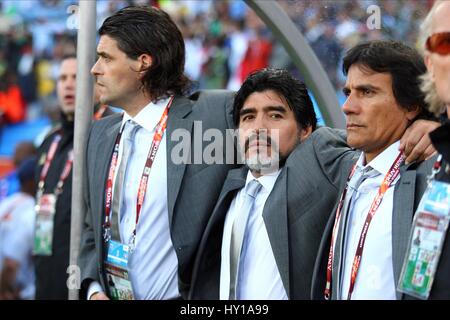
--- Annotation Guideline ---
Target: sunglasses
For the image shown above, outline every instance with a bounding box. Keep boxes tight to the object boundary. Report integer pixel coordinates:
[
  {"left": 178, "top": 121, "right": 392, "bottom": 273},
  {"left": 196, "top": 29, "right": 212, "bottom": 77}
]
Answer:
[{"left": 426, "top": 32, "right": 450, "bottom": 55}]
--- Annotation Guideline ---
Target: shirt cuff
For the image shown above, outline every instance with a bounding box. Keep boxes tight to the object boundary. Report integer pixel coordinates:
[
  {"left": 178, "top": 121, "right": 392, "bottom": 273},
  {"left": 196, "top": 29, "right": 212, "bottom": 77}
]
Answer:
[{"left": 87, "top": 281, "right": 104, "bottom": 300}]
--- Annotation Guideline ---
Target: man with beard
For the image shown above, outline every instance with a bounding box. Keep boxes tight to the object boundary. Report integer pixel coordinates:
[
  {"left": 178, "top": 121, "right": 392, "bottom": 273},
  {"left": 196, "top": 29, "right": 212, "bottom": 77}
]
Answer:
[{"left": 189, "top": 68, "right": 357, "bottom": 299}]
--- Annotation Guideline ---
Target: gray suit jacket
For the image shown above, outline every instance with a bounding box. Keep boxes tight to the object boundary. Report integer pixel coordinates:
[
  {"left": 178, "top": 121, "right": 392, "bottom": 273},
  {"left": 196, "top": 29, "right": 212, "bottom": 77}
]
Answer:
[
  {"left": 78, "top": 90, "right": 237, "bottom": 299},
  {"left": 311, "top": 156, "right": 435, "bottom": 300},
  {"left": 189, "top": 127, "right": 358, "bottom": 299}
]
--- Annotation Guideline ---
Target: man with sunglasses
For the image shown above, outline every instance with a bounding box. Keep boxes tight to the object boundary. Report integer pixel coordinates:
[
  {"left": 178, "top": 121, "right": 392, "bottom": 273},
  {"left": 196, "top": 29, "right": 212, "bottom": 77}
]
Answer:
[{"left": 411, "top": 0, "right": 450, "bottom": 299}]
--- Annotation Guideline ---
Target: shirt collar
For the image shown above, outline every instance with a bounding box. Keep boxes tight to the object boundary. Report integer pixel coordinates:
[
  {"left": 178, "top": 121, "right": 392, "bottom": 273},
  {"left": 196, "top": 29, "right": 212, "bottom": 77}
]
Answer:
[
  {"left": 357, "top": 140, "right": 401, "bottom": 176},
  {"left": 121, "top": 96, "right": 172, "bottom": 132},
  {"left": 246, "top": 169, "right": 282, "bottom": 194}
]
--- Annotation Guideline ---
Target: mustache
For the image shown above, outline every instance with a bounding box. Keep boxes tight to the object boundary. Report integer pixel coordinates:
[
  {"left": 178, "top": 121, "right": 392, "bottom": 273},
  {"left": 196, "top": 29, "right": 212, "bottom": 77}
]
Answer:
[{"left": 244, "top": 133, "right": 273, "bottom": 152}]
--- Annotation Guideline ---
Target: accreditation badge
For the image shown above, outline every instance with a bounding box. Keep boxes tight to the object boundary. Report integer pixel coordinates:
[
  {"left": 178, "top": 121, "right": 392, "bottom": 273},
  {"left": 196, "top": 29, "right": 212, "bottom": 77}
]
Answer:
[
  {"left": 398, "top": 180, "right": 450, "bottom": 299},
  {"left": 33, "top": 194, "right": 56, "bottom": 256},
  {"left": 105, "top": 240, "right": 135, "bottom": 300}
]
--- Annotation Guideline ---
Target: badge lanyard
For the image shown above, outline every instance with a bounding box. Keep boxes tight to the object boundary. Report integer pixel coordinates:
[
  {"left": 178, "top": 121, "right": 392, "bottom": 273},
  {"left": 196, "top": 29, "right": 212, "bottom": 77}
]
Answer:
[
  {"left": 396, "top": 153, "right": 450, "bottom": 299},
  {"left": 103, "top": 96, "right": 174, "bottom": 248},
  {"left": 94, "top": 105, "right": 107, "bottom": 120},
  {"left": 325, "top": 152, "right": 405, "bottom": 300},
  {"left": 37, "top": 133, "right": 74, "bottom": 201},
  {"left": 428, "top": 155, "right": 443, "bottom": 183}
]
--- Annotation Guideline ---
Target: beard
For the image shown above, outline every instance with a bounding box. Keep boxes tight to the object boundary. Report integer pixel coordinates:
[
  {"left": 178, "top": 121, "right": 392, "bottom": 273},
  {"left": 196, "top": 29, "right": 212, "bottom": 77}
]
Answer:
[
  {"left": 240, "top": 130, "right": 283, "bottom": 175},
  {"left": 245, "top": 147, "right": 279, "bottom": 173}
]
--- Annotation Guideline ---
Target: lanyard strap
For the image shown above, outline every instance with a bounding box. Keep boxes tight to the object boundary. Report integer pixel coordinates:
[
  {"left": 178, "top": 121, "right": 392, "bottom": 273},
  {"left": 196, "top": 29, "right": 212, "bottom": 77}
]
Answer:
[
  {"left": 55, "top": 150, "right": 74, "bottom": 195},
  {"left": 428, "top": 154, "right": 443, "bottom": 183},
  {"left": 94, "top": 105, "right": 107, "bottom": 120},
  {"left": 103, "top": 96, "right": 174, "bottom": 242},
  {"left": 37, "top": 133, "right": 74, "bottom": 198},
  {"left": 38, "top": 133, "right": 62, "bottom": 190},
  {"left": 325, "top": 152, "right": 405, "bottom": 300},
  {"left": 324, "top": 163, "right": 358, "bottom": 299}
]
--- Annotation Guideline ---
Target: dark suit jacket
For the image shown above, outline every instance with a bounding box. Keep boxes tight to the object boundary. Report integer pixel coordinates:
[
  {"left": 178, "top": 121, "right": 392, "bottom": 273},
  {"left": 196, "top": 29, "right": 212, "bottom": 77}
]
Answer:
[
  {"left": 34, "top": 115, "right": 74, "bottom": 300},
  {"left": 421, "top": 121, "right": 450, "bottom": 299},
  {"left": 189, "top": 127, "right": 358, "bottom": 299},
  {"left": 78, "top": 90, "right": 237, "bottom": 299},
  {"left": 311, "top": 157, "right": 435, "bottom": 300}
]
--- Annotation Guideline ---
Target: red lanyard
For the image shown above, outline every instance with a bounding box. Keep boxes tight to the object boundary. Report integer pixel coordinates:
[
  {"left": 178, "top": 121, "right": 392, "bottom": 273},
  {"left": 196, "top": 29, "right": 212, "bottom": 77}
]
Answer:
[
  {"left": 55, "top": 150, "right": 74, "bottom": 195},
  {"left": 37, "top": 133, "right": 74, "bottom": 197},
  {"left": 103, "top": 96, "right": 174, "bottom": 242},
  {"left": 94, "top": 105, "right": 107, "bottom": 120},
  {"left": 38, "top": 134, "right": 61, "bottom": 190},
  {"left": 429, "top": 154, "right": 443, "bottom": 181},
  {"left": 325, "top": 152, "right": 405, "bottom": 300}
]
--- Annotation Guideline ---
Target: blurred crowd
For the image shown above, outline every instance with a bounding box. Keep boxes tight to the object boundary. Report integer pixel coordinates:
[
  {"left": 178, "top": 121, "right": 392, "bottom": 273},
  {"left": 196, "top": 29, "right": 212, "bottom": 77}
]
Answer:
[{"left": 0, "top": 0, "right": 435, "bottom": 126}]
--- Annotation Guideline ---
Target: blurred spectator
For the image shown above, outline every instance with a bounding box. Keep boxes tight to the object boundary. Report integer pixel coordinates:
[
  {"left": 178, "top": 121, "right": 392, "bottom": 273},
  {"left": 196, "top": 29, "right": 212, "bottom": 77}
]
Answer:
[
  {"left": 311, "top": 23, "right": 343, "bottom": 88},
  {"left": 0, "top": 156, "right": 37, "bottom": 300},
  {"left": 0, "top": 141, "right": 37, "bottom": 202},
  {"left": 0, "top": 0, "right": 434, "bottom": 135},
  {"left": 33, "top": 53, "right": 112, "bottom": 300},
  {"left": 200, "top": 34, "right": 230, "bottom": 89},
  {"left": 0, "top": 69, "right": 26, "bottom": 124}
]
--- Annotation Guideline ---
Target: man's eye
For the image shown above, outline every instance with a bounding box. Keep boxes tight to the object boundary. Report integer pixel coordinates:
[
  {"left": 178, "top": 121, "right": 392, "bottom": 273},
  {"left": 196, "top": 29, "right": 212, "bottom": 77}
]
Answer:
[
  {"left": 270, "top": 113, "right": 282, "bottom": 119},
  {"left": 241, "top": 115, "right": 254, "bottom": 121}
]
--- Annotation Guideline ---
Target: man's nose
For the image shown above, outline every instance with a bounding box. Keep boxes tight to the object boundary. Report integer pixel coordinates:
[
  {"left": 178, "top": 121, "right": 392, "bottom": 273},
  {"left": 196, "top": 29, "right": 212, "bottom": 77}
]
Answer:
[
  {"left": 342, "top": 94, "right": 358, "bottom": 115},
  {"left": 91, "top": 60, "right": 100, "bottom": 75}
]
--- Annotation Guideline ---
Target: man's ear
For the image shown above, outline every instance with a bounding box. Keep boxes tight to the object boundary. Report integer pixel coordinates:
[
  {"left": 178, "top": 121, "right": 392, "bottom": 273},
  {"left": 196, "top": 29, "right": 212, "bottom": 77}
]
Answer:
[
  {"left": 406, "top": 105, "right": 420, "bottom": 122},
  {"left": 137, "top": 54, "right": 152, "bottom": 78},
  {"left": 299, "top": 125, "right": 313, "bottom": 142},
  {"left": 424, "top": 54, "right": 435, "bottom": 81}
]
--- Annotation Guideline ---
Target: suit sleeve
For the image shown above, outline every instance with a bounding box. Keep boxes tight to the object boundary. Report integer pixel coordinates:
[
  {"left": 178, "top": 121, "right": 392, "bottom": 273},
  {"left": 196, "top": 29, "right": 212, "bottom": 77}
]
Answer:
[{"left": 310, "top": 127, "right": 358, "bottom": 189}]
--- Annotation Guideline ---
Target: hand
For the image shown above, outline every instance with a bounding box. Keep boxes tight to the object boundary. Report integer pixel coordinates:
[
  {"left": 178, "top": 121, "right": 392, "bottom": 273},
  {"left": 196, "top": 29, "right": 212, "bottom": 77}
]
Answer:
[
  {"left": 399, "top": 119, "right": 440, "bottom": 164},
  {"left": 90, "top": 292, "right": 110, "bottom": 300}
]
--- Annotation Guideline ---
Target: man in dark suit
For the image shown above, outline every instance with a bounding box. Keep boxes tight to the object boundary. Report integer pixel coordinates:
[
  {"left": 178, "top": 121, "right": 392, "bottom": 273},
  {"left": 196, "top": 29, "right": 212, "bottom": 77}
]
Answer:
[
  {"left": 34, "top": 55, "right": 112, "bottom": 299},
  {"left": 78, "top": 6, "right": 236, "bottom": 300},
  {"left": 189, "top": 68, "right": 357, "bottom": 300},
  {"left": 311, "top": 40, "right": 437, "bottom": 300}
]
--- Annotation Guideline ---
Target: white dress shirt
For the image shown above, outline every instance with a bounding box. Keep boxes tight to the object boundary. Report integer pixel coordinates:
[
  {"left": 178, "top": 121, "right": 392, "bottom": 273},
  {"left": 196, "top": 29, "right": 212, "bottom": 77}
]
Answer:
[
  {"left": 340, "top": 141, "right": 401, "bottom": 300},
  {"left": 220, "top": 169, "right": 288, "bottom": 300},
  {"left": 89, "top": 97, "right": 179, "bottom": 300}
]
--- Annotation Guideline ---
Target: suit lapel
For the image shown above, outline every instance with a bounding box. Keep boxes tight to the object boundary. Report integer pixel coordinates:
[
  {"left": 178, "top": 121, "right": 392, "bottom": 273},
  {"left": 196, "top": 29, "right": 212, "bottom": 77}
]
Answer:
[
  {"left": 166, "top": 96, "right": 194, "bottom": 226},
  {"left": 202, "top": 168, "right": 247, "bottom": 246},
  {"left": 94, "top": 115, "right": 122, "bottom": 284},
  {"left": 190, "top": 167, "right": 246, "bottom": 298},
  {"left": 392, "top": 167, "right": 416, "bottom": 299},
  {"left": 262, "top": 168, "right": 290, "bottom": 298},
  {"left": 95, "top": 117, "right": 122, "bottom": 231}
]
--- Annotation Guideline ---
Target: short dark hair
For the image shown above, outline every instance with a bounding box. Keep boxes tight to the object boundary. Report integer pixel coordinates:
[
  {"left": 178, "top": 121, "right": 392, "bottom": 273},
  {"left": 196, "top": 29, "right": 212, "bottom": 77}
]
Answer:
[
  {"left": 99, "top": 6, "right": 191, "bottom": 100},
  {"left": 62, "top": 54, "right": 77, "bottom": 61},
  {"left": 343, "top": 40, "right": 430, "bottom": 117},
  {"left": 233, "top": 68, "right": 317, "bottom": 131}
]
